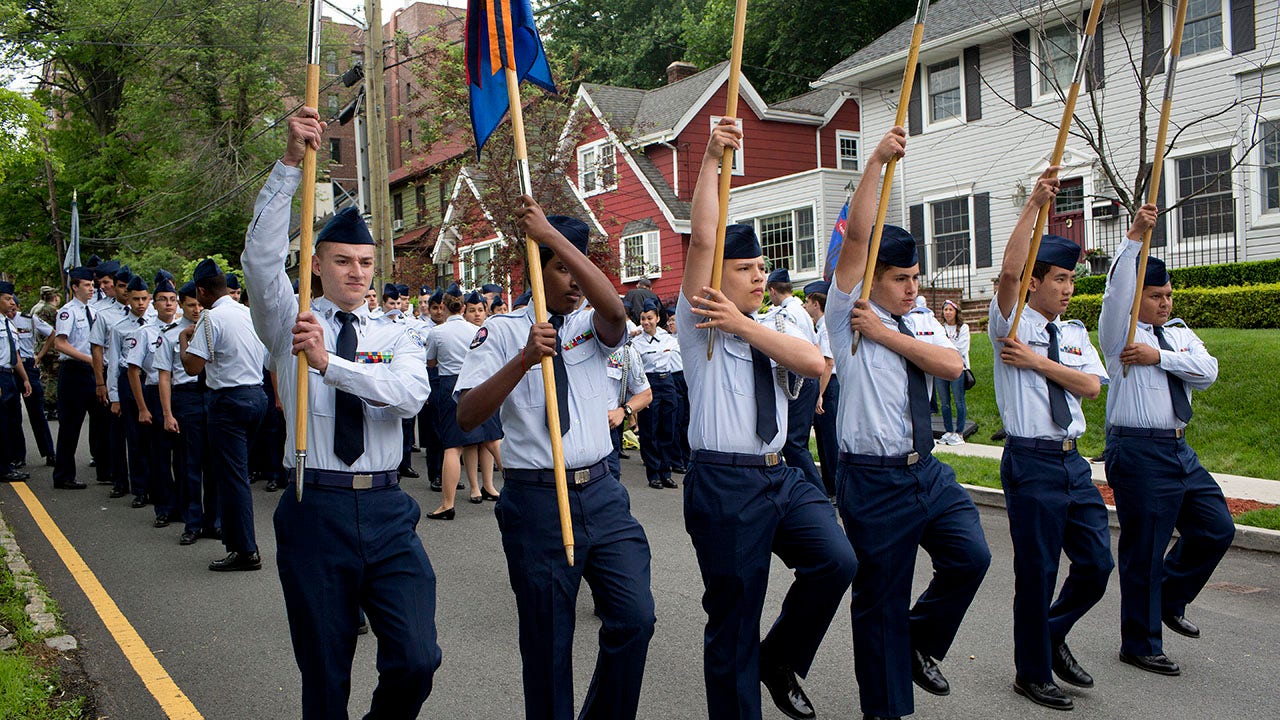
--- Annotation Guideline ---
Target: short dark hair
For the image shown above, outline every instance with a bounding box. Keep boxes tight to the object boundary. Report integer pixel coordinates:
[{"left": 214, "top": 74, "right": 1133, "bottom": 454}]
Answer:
[
  {"left": 637, "top": 277, "right": 652, "bottom": 288},
  {"left": 195, "top": 274, "right": 227, "bottom": 294},
  {"left": 768, "top": 281, "right": 792, "bottom": 295},
  {"left": 806, "top": 292, "right": 827, "bottom": 311},
  {"left": 1030, "top": 261, "right": 1054, "bottom": 282}
]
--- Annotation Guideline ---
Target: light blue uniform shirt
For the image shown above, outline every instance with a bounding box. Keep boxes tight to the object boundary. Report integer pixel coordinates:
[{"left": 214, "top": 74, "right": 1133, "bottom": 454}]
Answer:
[
  {"left": 241, "top": 161, "right": 431, "bottom": 472},
  {"left": 54, "top": 298, "right": 95, "bottom": 359},
  {"left": 827, "top": 280, "right": 959, "bottom": 456},
  {"left": 424, "top": 315, "right": 476, "bottom": 376},
  {"left": 456, "top": 305, "right": 623, "bottom": 470},
  {"left": 634, "top": 328, "right": 678, "bottom": 374},
  {"left": 89, "top": 300, "right": 127, "bottom": 349},
  {"left": 989, "top": 299, "right": 1107, "bottom": 441},
  {"left": 154, "top": 317, "right": 199, "bottom": 386},
  {"left": 0, "top": 317, "right": 17, "bottom": 367},
  {"left": 106, "top": 312, "right": 149, "bottom": 402},
  {"left": 9, "top": 313, "right": 53, "bottom": 360},
  {"left": 126, "top": 318, "right": 182, "bottom": 386},
  {"left": 1098, "top": 240, "right": 1217, "bottom": 429},
  {"left": 186, "top": 295, "right": 267, "bottom": 390}
]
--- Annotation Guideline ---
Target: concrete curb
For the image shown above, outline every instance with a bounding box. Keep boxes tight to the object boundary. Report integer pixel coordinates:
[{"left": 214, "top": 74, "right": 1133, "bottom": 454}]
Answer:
[
  {"left": 960, "top": 483, "right": 1280, "bottom": 555},
  {"left": 0, "top": 510, "right": 78, "bottom": 651}
]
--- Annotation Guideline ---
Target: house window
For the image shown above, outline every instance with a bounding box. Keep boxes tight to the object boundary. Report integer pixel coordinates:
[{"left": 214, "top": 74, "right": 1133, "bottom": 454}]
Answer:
[
  {"left": 327, "top": 94, "right": 339, "bottom": 111},
  {"left": 461, "top": 243, "right": 496, "bottom": 288},
  {"left": 392, "top": 193, "right": 404, "bottom": 223},
  {"left": 1263, "top": 120, "right": 1280, "bottom": 212},
  {"left": 1176, "top": 149, "right": 1234, "bottom": 243},
  {"left": 1182, "top": 0, "right": 1224, "bottom": 56},
  {"left": 1036, "top": 24, "right": 1078, "bottom": 96},
  {"left": 836, "top": 131, "right": 860, "bottom": 171},
  {"left": 931, "top": 197, "right": 971, "bottom": 270},
  {"left": 1054, "top": 182, "right": 1084, "bottom": 214},
  {"left": 415, "top": 184, "right": 426, "bottom": 221},
  {"left": 324, "top": 50, "right": 338, "bottom": 75},
  {"left": 709, "top": 116, "right": 744, "bottom": 175},
  {"left": 330, "top": 138, "right": 342, "bottom": 164},
  {"left": 926, "top": 58, "right": 962, "bottom": 124},
  {"left": 751, "top": 206, "right": 816, "bottom": 273},
  {"left": 620, "top": 231, "right": 661, "bottom": 283},
  {"left": 577, "top": 140, "right": 616, "bottom": 195}
]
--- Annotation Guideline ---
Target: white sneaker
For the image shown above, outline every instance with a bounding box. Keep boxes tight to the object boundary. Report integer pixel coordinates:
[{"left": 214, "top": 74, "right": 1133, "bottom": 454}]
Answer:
[
  {"left": 939, "top": 432, "right": 955, "bottom": 445},
  {"left": 952, "top": 433, "right": 966, "bottom": 445}
]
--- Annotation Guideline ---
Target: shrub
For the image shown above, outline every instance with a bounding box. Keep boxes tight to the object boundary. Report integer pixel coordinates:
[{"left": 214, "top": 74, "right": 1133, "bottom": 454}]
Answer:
[
  {"left": 1065, "top": 283, "right": 1280, "bottom": 329},
  {"left": 1074, "top": 258, "right": 1280, "bottom": 295}
]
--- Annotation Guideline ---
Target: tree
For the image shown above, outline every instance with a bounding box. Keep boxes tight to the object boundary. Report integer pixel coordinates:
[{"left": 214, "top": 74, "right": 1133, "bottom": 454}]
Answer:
[{"left": 541, "top": 0, "right": 691, "bottom": 90}]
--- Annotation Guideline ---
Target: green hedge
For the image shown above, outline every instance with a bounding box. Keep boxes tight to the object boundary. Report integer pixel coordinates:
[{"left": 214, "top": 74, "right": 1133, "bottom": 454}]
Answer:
[
  {"left": 1074, "top": 258, "right": 1280, "bottom": 295},
  {"left": 1065, "top": 283, "right": 1280, "bottom": 329}
]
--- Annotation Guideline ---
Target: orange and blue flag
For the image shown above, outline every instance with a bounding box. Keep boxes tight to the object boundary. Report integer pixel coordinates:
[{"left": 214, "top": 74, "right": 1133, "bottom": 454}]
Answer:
[
  {"left": 823, "top": 199, "right": 849, "bottom": 281},
  {"left": 465, "top": 0, "right": 556, "bottom": 154}
]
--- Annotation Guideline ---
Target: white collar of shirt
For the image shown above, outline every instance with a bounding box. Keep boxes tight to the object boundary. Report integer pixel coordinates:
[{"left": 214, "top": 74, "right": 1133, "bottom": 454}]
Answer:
[
  {"left": 212, "top": 295, "right": 237, "bottom": 310},
  {"left": 313, "top": 297, "right": 370, "bottom": 327}
]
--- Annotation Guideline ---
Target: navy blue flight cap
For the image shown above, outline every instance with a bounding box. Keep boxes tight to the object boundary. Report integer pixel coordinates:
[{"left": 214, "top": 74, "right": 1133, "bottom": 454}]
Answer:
[
  {"left": 1035, "top": 234, "right": 1081, "bottom": 271},
  {"left": 0, "top": 281, "right": 14, "bottom": 295},
  {"left": 316, "top": 206, "right": 374, "bottom": 245},
  {"left": 513, "top": 289, "right": 532, "bottom": 308},
  {"left": 395, "top": 283, "right": 410, "bottom": 298},
  {"left": 1144, "top": 256, "right": 1171, "bottom": 287},
  {"left": 114, "top": 266, "right": 134, "bottom": 283},
  {"left": 86, "top": 254, "right": 102, "bottom": 268},
  {"left": 69, "top": 267, "right": 95, "bottom": 282},
  {"left": 154, "top": 269, "right": 174, "bottom": 286},
  {"left": 445, "top": 282, "right": 462, "bottom": 297},
  {"left": 93, "top": 260, "right": 119, "bottom": 278},
  {"left": 226, "top": 273, "right": 241, "bottom": 290},
  {"left": 481, "top": 283, "right": 503, "bottom": 294},
  {"left": 429, "top": 289, "right": 445, "bottom": 304},
  {"left": 192, "top": 258, "right": 223, "bottom": 283},
  {"left": 724, "top": 224, "right": 763, "bottom": 259},
  {"left": 876, "top": 225, "right": 919, "bottom": 268},
  {"left": 545, "top": 215, "right": 590, "bottom": 255},
  {"left": 804, "top": 280, "right": 830, "bottom": 296},
  {"left": 490, "top": 297, "right": 504, "bottom": 311},
  {"left": 382, "top": 283, "right": 399, "bottom": 299},
  {"left": 125, "top": 275, "right": 148, "bottom": 293},
  {"left": 419, "top": 285, "right": 432, "bottom": 296},
  {"left": 154, "top": 278, "right": 177, "bottom": 295},
  {"left": 641, "top": 298, "right": 661, "bottom": 314},
  {"left": 463, "top": 290, "right": 484, "bottom": 305},
  {"left": 767, "top": 268, "right": 790, "bottom": 284},
  {"left": 178, "top": 281, "right": 198, "bottom": 299}
]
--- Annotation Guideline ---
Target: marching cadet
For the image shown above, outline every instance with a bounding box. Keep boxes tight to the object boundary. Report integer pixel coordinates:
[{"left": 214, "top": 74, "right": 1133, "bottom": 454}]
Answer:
[
  {"left": 126, "top": 276, "right": 182, "bottom": 528},
  {"left": 91, "top": 264, "right": 132, "bottom": 495},
  {"left": 480, "top": 282, "right": 503, "bottom": 306},
  {"left": 7, "top": 293, "right": 57, "bottom": 467},
  {"left": 89, "top": 260, "right": 120, "bottom": 313},
  {"left": 378, "top": 283, "right": 401, "bottom": 320},
  {"left": 992, "top": 168, "right": 1114, "bottom": 710},
  {"left": 181, "top": 258, "right": 269, "bottom": 572},
  {"left": 828, "top": 127, "right": 991, "bottom": 720},
  {"left": 1098, "top": 207, "right": 1233, "bottom": 677},
  {"left": 423, "top": 289, "right": 487, "bottom": 517},
  {"left": 605, "top": 339, "right": 652, "bottom": 481},
  {"left": 364, "top": 285, "right": 380, "bottom": 315},
  {"left": 511, "top": 289, "right": 532, "bottom": 311},
  {"left": 680, "top": 120, "right": 856, "bottom": 720},
  {"left": 157, "top": 282, "right": 215, "bottom": 545},
  {"left": 634, "top": 298, "right": 679, "bottom": 489},
  {"left": 107, "top": 274, "right": 155, "bottom": 507},
  {"left": 51, "top": 267, "right": 102, "bottom": 489},
  {"left": 394, "top": 282, "right": 422, "bottom": 479},
  {"left": 461, "top": 290, "right": 504, "bottom": 501},
  {"left": 0, "top": 282, "right": 33, "bottom": 482},
  {"left": 802, "top": 280, "right": 839, "bottom": 499},
  {"left": 489, "top": 296, "right": 507, "bottom": 316},
  {"left": 226, "top": 273, "right": 243, "bottom": 303},
  {"left": 243, "top": 107, "right": 440, "bottom": 719},
  {"left": 422, "top": 287, "right": 445, "bottom": 492},
  {"left": 456, "top": 203, "right": 655, "bottom": 720},
  {"left": 763, "top": 268, "right": 823, "bottom": 490}
]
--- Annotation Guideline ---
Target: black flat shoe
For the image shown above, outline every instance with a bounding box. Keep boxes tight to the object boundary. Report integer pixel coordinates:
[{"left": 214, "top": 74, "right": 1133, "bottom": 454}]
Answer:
[
  {"left": 469, "top": 495, "right": 484, "bottom": 504},
  {"left": 131, "top": 496, "right": 149, "bottom": 509},
  {"left": 481, "top": 488, "right": 500, "bottom": 501},
  {"left": 1119, "top": 651, "right": 1181, "bottom": 676},
  {"left": 1163, "top": 614, "right": 1200, "bottom": 639},
  {"left": 760, "top": 643, "right": 816, "bottom": 719},
  {"left": 1014, "top": 678, "right": 1074, "bottom": 711},
  {"left": 108, "top": 487, "right": 126, "bottom": 498},
  {"left": 911, "top": 649, "right": 950, "bottom": 696},
  {"left": 429, "top": 478, "right": 442, "bottom": 492},
  {"left": 209, "top": 551, "right": 262, "bottom": 572},
  {"left": 398, "top": 465, "right": 420, "bottom": 479},
  {"left": 426, "top": 507, "right": 455, "bottom": 520},
  {"left": 1052, "top": 641, "right": 1094, "bottom": 688},
  {"left": 660, "top": 477, "right": 679, "bottom": 488},
  {"left": 648, "top": 480, "right": 664, "bottom": 489}
]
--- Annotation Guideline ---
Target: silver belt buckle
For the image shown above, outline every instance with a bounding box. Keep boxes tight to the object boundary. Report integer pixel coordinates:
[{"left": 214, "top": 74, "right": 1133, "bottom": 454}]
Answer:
[
  {"left": 352, "top": 473, "right": 374, "bottom": 490},
  {"left": 906, "top": 451, "right": 920, "bottom": 466},
  {"left": 764, "top": 452, "right": 781, "bottom": 467},
  {"left": 1174, "top": 428, "right": 1185, "bottom": 439},
  {"left": 572, "top": 468, "right": 592, "bottom": 485},
  {"left": 1062, "top": 439, "right": 1076, "bottom": 452}
]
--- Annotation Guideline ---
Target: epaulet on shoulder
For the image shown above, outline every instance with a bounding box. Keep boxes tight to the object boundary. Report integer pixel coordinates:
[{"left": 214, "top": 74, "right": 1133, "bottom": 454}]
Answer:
[
  {"left": 1163, "top": 318, "right": 1189, "bottom": 329},
  {"left": 1065, "top": 319, "right": 1087, "bottom": 329},
  {"left": 486, "top": 311, "right": 526, "bottom": 322}
]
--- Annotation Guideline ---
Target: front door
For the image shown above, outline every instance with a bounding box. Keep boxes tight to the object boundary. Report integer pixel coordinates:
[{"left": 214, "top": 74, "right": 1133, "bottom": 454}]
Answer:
[{"left": 1048, "top": 177, "right": 1085, "bottom": 260}]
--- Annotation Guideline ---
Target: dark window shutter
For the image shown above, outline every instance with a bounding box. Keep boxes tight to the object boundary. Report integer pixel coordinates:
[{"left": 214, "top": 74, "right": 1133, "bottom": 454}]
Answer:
[
  {"left": 973, "top": 192, "right": 992, "bottom": 268},
  {"left": 964, "top": 46, "right": 982, "bottom": 121},
  {"left": 1231, "top": 0, "right": 1255, "bottom": 54},
  {"left": 909, "top": 203, "right": 927, "bottom": 274},
  {"left": 1143, "top": 0, "right": 1165, "bottom": 76},
  {"left": 1150, "top": 168, "right": 1168, "bottom": 248},
  {"left": 1012, "top": 30, "right": 1032, "bottom": 109},
  {"left": 908, "top": 66, "right": 922, "bottom": 136},
  {"left": 1085, "top": 10, "right": 1106, "bottom": 91}
]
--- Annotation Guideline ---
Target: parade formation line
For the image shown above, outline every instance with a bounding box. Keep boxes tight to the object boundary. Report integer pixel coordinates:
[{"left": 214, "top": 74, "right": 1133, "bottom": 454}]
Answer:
[{"left": 10, "top": 481, "right": 204, "bottom": 720}]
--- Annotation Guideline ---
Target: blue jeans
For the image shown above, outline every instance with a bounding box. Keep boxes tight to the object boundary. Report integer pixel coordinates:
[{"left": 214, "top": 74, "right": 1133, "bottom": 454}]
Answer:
[{"left": 934, "top": 375, "right": 967, "bottom": 433}]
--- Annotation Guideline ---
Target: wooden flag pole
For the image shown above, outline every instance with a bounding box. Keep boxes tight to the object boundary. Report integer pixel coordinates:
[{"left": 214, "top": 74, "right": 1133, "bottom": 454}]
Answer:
[
  {"left": 505, "top": 68, "right": 575, "bottom": 567},
  {"left": 1124, "top": 0, "right": 1189, "bottom": 376},
  {"left": 1008, "top": 0, "right": 1106, "bottom": 339},
  {"left": 852, "top": 0, "right": 928, "bottom": 355},
  {"left": 293, "top": 0, "right": 324, "bottom": 501},
  {"left": 707, "top": 0, "right": 749, "bottom": 360}
]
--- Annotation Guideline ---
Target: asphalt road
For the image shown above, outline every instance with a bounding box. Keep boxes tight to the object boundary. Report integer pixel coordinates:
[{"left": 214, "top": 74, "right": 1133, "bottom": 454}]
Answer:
[{"left": 3, "top": 421, "right": 1279, "bottom": 719}]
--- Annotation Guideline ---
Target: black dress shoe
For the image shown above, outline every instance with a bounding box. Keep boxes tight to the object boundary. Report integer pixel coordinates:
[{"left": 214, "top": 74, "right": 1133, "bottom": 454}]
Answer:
[
  {"left": 179, "top": 531, "right": 199, "bottom": 546},
  {"left": 198, "top": 527, "right": 223, "bottom": 540},
  {"left": 108, "top": 487, "right": 126, "bottom": 498},
  {"left": 55, "top": 481, "right": 88, "bottom": 490},
  {"left": 648, "top": 480, "right": 664, "bottom": 489},
  {"left": 660, "top": 477, "right": 679, "bottom": 488},
  {"left": 45, "top": 455, "right": 56, "bottom": 467},
  {"left": 411, "top": 445, "right": 422, "bottom": 453},
  {"left": 672, "top": 465, "right": 687, "bottom": 475},
  {"left": 209, "top": 551, "right": 262, "bottom": 572},
  {"left": 426, "top": 507, "right": 455, "bottom": 520},
  {"left": 468, "top": 495, "right": 484, "bottom": 504},
  {"left": 481, "top": 488, "right": 500, "bottom": 501},
  {"left": 1119, "top": 651, "right": 1180, "bottom": 676},
  {"left": 911, "top": 649, "right": 950, "bottom": 696},
  {"left": 131, "top": 496, "right": 149, "bottom": 509},
  {"left": 1052, "top": 641, "right": 1094, "bottom": 688},
  {"left": 760, "top": 646, "right": 816, "bottom": 720},
  {"left": 88, "top": 459, "right": 96, "bottom": 467},
  {"left": 1163, "top": 614, "right": 1200, "bottom": 639},
  {"left": 153, "top": 515, "right": 170, "bottom": 529},
  {"left": 429, "top": 478, "right": 442, "bottom": 492},
  {"left": 398, "top": 465, "right": 420, "bottom": 479},
  {"left": 264, "top": 479, "right": 282, "bottom": 492},
  {"left": 1013, "top": 678, "right": 1074, "bottom": 710}
]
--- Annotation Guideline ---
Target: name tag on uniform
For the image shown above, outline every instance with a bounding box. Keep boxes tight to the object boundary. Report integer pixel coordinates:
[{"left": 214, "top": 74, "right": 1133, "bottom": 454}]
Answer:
[
  {"left": 355, "top": 351, "right": 393, "bottom": 363},
  {"left": 562, "top": 329, "right": 594, "bottom": 352}
]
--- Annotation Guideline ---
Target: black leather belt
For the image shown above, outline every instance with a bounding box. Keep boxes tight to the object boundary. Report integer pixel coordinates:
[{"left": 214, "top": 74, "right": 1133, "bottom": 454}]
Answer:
[
  {"left": 840, "top": 450, "right": 924, "bottom": 467},
  {"left": 504, "top": 459, "right": 610, "bottom": 487},
  {"left": 0, "top": 367, "right": 11, "bottom": 374},
  {"left": 1108, "top": 426, "right": 1185, "bottom": 439},
  {"left": 172, "top": 383, "right": 203, "bottom": 392},
  {"left": 302, "top": 468, "right": 399, "bottom": 490},
  {"left": 693, "top": 449, "right": 782, "bottom": 467},
  {"left": 1006, "top": 436, "right": 1078, "bottom": 452}
]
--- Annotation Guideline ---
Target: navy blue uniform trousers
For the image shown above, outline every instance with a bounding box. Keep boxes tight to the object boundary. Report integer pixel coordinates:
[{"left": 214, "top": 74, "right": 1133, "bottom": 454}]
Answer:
[
  {"left": 275, "top": 483, "right": 441, "bottom": 720},
  {"left": 812, "top": 375, "right": 840, "bottom": 497},
  {"left": 1105, "top": 433, "right": 1234, "bottom": 656},
  {"left": 837, "top": 454, "right": 991, "bottom": 718},
  {"left": 117, "top": 369, "right": 150, "bottom": 500},
  {"left": 249, "top": 371, "right": 287, "bottom": 485},
  {"left": 684, "top": 454, "right": 856, "bottom": 720},
  {"left": 638, "top": 373, "right": 677, "bottom": 484},
  {"left": 19, "top": 358, "right": 54, "bottom": 458},
  {"left": 672, "top": 371, "right": 691, "bottom": 469},
  {"left": 608, "top": 424, "right": 623, "bottom": 481},
  {"left": 495, "top": 473, "right": 655, "bottom": 720},
  {"left": 207, "top": 385, "right": 267, "bottom": 553},
  {"left": 419, "top": 366, "right": 442, "bottom": 483},
  {"left": 171, "top": 384, "right": 212, "bottom": 535},
  {"left": 1001, "top": 445, "right": 1113, "bottom": 682},
  {"left": 53, "top": 360, "right": 109, "bottom": 485},
  {"left": 0, "top": 372, "right": 20, "bottom": 470},
  {"left": 783, "top": 377, "right": 822, "bottom": 491},
  {"left": 141, "top": 385, "right": 176, "bottom": 518}
]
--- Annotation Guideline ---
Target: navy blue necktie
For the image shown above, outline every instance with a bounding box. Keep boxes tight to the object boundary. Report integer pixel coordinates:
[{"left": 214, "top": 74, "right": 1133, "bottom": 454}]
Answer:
[
  {"left": 1151, "top": 325, "right": 1192, "bottom": 423},
  {"left": 1044, "top": 323, "right": 1073, "bottom": 430},
  {"left": 548, "top": 315, "right": 571, "bottom": 435},
  {"left": 333, "top": 311, "right": 365, "bottom": 466},
  {"left": 85, "top": 305, "right": 94, "bottom": 329},
  {"left": 750, "top": 345, "right": 778, "bottom": 443},
  {"left": 893, "top": 315, "right": 933, "bottom": 456},
  {"left": 4, "top": 319, "right": 16, "bottom": 369}
]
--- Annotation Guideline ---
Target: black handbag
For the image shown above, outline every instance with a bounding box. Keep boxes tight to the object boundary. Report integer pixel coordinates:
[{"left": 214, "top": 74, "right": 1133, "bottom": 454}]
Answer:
[{"left": 962, "top": 368, "right": 976, "bottom": 391}]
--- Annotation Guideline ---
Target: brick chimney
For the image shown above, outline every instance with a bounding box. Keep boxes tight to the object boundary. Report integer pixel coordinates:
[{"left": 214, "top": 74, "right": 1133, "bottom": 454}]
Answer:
[{"left": 665, "top": 61, "right": 698, "bottom": 85}]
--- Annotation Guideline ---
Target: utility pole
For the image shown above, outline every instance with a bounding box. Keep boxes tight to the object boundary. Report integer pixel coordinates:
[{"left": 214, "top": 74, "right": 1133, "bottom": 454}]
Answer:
[{"left": 363, "top": 0, "right": 394, "bottom": 282}]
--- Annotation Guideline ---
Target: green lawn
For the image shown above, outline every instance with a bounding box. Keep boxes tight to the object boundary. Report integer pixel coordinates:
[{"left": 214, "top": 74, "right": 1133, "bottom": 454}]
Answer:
[
  {"left": 964, "top": 328, "right": 1280, "bottom": 480},
  {"left": 0, "top": 553, "right": 84, "bottom": 720}
]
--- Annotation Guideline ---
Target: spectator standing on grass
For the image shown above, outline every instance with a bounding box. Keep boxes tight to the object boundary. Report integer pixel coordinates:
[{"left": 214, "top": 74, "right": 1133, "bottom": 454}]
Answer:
[{"left": 936, "top": 300, "right": 970, "bottom": 445}]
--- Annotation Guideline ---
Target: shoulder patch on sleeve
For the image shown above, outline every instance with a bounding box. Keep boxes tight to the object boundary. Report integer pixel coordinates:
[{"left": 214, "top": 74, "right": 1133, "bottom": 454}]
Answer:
[
  {"left": 469, "top": 327, "right": 488, "bottom": 349},
  {"left": 60, "top": 311, "right": 70, "bottom": 320},
  {"left": 405, "top": 328, "right": 428, "bottom": 347}
]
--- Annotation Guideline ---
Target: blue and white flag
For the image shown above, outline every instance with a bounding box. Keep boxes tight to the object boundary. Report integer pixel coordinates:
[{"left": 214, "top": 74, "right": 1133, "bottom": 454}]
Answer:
[{"left": 63, "top": 191, "right": 81, "bottom": 272}]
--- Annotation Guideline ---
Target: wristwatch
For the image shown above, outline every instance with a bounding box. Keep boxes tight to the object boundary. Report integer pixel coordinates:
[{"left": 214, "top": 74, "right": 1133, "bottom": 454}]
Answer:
[{"left": 623, "top": 404, "right": 633, "bottom": 417}]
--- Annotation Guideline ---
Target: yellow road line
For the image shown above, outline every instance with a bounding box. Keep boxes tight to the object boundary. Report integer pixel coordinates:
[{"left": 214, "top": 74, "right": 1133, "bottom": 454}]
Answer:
[{"left": 10, "top": 482, "right": 203, "bottom": 720}]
